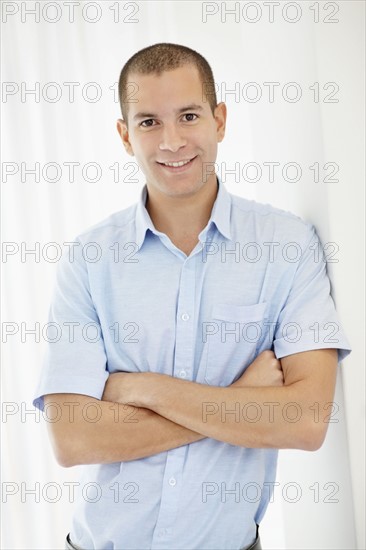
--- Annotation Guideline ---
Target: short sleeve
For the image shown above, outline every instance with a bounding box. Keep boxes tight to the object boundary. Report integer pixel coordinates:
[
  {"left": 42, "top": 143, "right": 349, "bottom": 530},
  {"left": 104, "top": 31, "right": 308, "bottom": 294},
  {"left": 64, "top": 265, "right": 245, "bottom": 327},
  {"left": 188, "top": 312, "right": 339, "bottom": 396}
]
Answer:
[
  {"left": 273, "top": 225, "right": 352, "bottom": 363},
  {"left": 33, "top": 239, "right": 109, "bottom": 411}
]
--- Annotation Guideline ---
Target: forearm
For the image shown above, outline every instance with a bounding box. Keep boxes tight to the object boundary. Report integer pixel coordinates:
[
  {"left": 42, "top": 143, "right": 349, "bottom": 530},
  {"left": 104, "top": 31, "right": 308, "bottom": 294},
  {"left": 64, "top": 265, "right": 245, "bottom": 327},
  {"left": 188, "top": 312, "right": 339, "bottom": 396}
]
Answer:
[
  {"left": 132, "top": 375, "right": 331, "bottom": 451},
  {"left": 119, "top": 350, "right": 337, "bottom": 450},
  {"left": 97, "top": 351, "right": 336, "bottom": 452},
  {"left": 44, "top": 393, "right": 205, "bottom": 467}
]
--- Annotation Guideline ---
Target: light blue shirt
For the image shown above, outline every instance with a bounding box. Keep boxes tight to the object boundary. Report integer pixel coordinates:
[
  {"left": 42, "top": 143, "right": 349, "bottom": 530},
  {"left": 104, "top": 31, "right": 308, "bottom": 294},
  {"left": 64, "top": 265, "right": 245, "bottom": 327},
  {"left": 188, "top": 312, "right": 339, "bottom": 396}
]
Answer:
[{"left": 34, "top": 178, "right": 351, "bottom": 550}]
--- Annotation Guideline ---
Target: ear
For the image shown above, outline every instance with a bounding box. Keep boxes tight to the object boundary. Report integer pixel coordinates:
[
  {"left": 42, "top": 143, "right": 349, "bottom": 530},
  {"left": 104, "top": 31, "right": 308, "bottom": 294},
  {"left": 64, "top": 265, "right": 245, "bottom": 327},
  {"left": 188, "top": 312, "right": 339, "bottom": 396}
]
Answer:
[
  {"left": 116, "top": 119, "right": 134, "bottom": 156},
  {"left": 214, "top": 102, "right": 227, "bottom": 143}
]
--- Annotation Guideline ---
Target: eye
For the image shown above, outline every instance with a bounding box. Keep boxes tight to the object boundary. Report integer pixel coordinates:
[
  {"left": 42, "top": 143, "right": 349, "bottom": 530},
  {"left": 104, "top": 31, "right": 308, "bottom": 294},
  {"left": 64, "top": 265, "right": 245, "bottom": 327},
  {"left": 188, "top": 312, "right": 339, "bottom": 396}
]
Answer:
[
  {"left": 140, "top": 119, "right": 155, "bottom": 128},
  {"left": 183, "top": 113, "right": 198, "bottom": 122}
]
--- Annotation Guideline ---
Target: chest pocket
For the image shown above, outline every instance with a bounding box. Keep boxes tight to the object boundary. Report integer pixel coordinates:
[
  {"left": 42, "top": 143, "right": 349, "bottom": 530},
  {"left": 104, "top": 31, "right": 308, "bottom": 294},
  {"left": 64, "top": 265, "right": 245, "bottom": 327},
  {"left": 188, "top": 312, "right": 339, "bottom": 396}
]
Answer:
[{"left": 204, "top": 302, "right": 268, "bottom": 386}]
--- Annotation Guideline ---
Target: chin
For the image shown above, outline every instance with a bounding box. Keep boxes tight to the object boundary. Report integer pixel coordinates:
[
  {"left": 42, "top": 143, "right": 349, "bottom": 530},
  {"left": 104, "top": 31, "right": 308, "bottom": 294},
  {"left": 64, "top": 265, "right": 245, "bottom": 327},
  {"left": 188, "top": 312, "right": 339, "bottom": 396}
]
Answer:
[{"left": 163, "top": 181, "right": 203, "bottom": 197}]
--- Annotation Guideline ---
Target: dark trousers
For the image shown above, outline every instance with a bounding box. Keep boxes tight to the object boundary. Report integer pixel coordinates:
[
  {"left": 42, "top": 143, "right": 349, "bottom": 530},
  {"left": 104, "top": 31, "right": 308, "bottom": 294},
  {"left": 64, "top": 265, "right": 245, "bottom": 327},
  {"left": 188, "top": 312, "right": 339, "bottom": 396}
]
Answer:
[
  {"left": 65, "top": 527, "right": 262, "bottom": 550},
  {"left": 65, "top": 533, "right": 82, "bottom": 550},
  {"left": 243, "top": 525, "right": 262, "bottom": 550}
]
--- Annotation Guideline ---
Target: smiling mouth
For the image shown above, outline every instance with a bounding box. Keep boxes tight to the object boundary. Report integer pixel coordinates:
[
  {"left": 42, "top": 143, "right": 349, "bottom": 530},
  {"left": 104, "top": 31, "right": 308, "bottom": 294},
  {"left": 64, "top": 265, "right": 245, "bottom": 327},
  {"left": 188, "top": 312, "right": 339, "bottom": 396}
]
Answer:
[{"left": 157, "top": 156, "right": 197, "bottom": 168}]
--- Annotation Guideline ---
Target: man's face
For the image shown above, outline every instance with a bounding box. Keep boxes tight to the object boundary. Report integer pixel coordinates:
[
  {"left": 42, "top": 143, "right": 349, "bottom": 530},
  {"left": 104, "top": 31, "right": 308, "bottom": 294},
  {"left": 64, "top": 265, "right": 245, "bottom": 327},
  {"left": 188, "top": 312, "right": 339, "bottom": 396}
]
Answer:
[{"left": 117, "top": 65, "right": 226, "bottom": 199}]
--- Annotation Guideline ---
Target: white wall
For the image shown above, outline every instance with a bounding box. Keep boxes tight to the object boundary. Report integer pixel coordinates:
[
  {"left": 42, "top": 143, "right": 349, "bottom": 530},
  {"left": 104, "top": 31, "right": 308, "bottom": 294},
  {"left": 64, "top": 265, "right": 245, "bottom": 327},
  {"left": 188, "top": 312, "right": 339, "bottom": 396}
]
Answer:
[{"left": 2, "top": 1, "right": 364, "bottom": 548}]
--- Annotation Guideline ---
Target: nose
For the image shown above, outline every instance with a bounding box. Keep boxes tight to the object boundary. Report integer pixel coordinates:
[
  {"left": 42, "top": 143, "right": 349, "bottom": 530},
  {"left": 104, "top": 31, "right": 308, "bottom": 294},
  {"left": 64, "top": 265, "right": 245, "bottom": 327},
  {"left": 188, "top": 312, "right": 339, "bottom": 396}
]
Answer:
[{"left": 159, "top": 123, "right": 187, "bottom": 153}]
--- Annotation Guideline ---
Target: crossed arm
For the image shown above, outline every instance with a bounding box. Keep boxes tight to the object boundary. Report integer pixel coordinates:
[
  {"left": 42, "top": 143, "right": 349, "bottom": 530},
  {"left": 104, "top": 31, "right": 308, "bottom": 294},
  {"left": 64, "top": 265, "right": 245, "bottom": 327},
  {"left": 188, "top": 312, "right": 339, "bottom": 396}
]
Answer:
[{"left": 45, "top": 349, "right": 338, "bottom": 467}]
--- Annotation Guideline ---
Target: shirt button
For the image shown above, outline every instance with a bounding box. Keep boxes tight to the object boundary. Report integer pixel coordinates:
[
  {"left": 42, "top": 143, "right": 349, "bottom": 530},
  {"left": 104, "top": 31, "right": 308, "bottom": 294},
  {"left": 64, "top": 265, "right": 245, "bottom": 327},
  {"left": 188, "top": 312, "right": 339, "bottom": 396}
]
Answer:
[
  {"left": 158, "top": 529, "right": 167, "bottom": 537},
  {"left": 181, "top": 313, "right": 190, "bottom": 321},
  {"left": 179, "top": 370, "right": 187, "bottom": 378},
  {"left": 169, "top": 477, "right": 177, "bottom": 486}
]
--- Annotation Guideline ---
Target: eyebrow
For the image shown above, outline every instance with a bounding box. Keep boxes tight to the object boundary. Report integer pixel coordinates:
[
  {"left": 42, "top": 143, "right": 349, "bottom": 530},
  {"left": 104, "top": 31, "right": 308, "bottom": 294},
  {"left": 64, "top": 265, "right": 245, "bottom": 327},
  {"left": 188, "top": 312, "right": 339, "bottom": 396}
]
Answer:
[{"left": 133, "top": 104, "right": 204, "bottom": 121}]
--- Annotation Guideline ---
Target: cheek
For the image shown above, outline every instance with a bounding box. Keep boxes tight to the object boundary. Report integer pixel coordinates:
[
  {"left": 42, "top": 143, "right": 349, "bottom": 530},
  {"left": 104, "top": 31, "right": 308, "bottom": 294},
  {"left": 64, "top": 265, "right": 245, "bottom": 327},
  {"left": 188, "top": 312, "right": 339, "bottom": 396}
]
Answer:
[
  {"left": 137, "top": 137, "right": 157, "bottom": 161},
  {"left": 201, "top": 137, "right": 218, "bottom": 158},
  {"left": 196, "top": 126, "right": 217, "bottom": 150},
  {"left": 130, "top": 141, "right": 153, "bottom": 165}
]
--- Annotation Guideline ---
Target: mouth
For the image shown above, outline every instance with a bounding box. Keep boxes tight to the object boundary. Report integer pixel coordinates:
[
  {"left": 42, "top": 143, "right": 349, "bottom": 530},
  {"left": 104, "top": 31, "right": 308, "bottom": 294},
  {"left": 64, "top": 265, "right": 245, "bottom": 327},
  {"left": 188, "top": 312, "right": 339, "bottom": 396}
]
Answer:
[{"left": 156, "top": 156, "right": 197, "bottom": 172}]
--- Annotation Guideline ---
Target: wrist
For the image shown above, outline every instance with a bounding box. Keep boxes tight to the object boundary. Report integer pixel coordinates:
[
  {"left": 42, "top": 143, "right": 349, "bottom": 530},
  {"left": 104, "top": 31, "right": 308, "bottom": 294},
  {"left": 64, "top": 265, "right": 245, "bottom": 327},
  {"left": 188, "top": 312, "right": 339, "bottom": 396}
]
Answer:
[
  {"left": 139, "top": 372, "right": 163, "bottom": 409},
  {"left": 141, "top": 372, "right": 177, "bottom": 411}
]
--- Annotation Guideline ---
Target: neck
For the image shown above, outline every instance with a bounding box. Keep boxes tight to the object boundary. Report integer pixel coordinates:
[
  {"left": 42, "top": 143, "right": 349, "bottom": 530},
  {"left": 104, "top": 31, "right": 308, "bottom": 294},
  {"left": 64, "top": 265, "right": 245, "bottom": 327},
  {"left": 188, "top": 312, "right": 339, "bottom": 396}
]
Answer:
[{"left": 145, "top": 177, "right": 218, "bottom": 239}]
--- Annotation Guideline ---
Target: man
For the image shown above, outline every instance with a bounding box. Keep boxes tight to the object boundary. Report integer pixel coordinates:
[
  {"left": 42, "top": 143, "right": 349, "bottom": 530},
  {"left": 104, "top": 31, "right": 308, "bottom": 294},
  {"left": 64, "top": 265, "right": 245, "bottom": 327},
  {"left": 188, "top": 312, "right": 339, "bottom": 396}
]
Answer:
[{"left": 33, "top": 43, "right": 351, "bottom": 550}]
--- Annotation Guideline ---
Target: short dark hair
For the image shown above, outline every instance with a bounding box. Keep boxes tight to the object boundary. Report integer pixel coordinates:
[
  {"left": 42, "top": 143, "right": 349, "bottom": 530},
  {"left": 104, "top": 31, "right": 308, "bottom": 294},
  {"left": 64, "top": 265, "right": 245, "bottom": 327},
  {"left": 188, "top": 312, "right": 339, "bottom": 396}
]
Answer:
[{"left": 118, "top": 42, "right": 218, "bottom": 126}]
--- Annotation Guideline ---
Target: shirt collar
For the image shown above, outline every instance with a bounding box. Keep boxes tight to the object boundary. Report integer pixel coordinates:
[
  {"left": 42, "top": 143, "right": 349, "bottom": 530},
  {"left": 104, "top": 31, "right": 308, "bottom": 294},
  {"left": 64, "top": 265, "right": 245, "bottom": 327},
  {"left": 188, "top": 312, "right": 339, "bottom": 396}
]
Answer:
[{"left": 135, "top": 176, "right": 232, "bottom": 249}]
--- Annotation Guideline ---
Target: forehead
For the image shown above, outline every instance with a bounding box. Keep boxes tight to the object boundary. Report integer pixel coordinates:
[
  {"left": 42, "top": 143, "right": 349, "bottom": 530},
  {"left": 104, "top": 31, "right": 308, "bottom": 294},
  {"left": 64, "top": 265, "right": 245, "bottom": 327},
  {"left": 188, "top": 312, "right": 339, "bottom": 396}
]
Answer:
[{"left": 126, "top": 65, "right": 209, "bottom": 118}]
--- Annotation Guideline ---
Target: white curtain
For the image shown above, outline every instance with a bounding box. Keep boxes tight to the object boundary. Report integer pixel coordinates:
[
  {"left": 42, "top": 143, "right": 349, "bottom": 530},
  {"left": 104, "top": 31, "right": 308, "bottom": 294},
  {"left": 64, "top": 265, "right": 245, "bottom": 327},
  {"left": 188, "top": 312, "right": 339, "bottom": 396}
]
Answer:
[{"left": 2, "top": 1, "right": 364, "bottom": 549}]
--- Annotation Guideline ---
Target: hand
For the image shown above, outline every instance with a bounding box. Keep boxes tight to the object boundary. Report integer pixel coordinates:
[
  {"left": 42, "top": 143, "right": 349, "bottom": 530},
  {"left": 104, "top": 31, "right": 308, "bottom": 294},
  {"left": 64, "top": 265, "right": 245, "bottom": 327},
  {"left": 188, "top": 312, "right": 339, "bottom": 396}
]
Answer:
[
  {"left": 102, "top": 372, "right": 146, "bottom": 406},
  {"left": 102, "top": 372, "right": 126, "bottom": 403},
  {"left": 231, "top": 350, "right": 284, "bottom": 388},
  {"left": 101, "top": 371, "right": 158, "bottom": 408}
]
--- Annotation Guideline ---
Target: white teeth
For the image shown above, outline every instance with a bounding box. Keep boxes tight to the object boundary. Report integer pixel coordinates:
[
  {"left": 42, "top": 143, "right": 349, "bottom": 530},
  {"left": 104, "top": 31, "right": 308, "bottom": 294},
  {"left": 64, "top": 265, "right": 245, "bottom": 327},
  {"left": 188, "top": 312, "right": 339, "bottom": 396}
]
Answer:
[{"left": 163, "top": 158, "right": 192, "bottom": 167}]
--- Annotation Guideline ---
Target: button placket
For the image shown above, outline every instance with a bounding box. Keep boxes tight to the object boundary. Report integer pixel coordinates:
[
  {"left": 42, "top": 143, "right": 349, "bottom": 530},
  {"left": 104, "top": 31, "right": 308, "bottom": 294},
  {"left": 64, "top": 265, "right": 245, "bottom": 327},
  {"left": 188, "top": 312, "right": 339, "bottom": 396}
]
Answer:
[
  {"left": 152, "top": 257, "right": 196, "bottom": 549},
  {"left": 151, "top": 448, "right": 185, "bottom": 548},
  {"left": 174, "top": 258, "right": 196, "bottom": 381}
]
